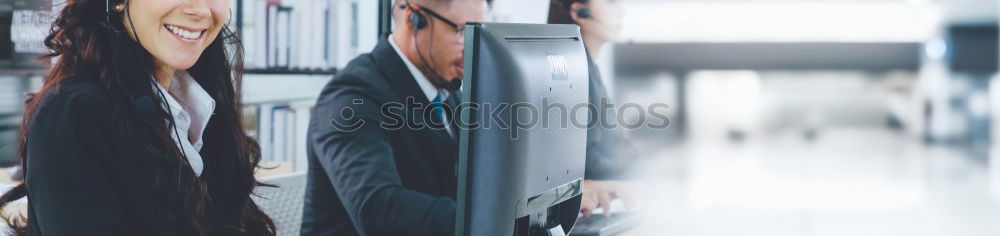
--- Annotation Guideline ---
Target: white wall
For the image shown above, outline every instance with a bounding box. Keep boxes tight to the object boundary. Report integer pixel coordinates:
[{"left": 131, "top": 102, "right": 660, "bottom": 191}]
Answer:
[
  {"left": 357, "top": 0, "right": 381, "bottom": 53},
  {"left": 619, "top": 1, "right": 942, "bottom": 43},
  {"left": 489, "top": 0, "right": 550, "bottom": 23}
]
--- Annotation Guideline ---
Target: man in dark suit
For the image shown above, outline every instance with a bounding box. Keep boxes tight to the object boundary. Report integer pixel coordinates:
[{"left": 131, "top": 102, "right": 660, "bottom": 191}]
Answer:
[{"left": 301, "top": 0, "right": 485, "bottom": 235}]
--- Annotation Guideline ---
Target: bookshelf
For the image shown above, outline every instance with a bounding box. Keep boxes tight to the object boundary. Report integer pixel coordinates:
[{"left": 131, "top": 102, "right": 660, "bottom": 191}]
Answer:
[
  {"left": 233, "top": 0, "right": 383, "bottom": 171},
  {"left": 234, "top": 0, "right": 378, "bottom": 73},
  {"left": 240, "top": 73, "right": 331, "bottom": 172},
  {"left": 244, "top": 68, "right": 338, "bottom": 76}
]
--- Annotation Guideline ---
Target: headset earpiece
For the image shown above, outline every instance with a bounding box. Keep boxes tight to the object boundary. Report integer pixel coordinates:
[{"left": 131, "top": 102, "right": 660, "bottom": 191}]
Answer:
[
  {"left": 411, "top": 10, "right": 428, "bottom": 31},
  {"left": 403, "top": 0, "right": 427, "bottom": 31},
  {"left": 576, "top": 8, "right": 593, "bottom": 19},
  {"left": 106, "top": 0, "right": 126, "bottom": 24}
]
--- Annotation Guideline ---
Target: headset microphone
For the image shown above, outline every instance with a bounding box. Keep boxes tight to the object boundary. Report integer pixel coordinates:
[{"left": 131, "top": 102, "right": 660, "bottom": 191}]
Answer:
[{"left": 449, "top": 77, "right": 462, "bottom": 90}]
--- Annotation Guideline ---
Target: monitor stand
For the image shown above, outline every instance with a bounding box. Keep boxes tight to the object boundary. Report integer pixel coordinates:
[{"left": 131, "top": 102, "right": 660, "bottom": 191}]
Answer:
[{"left": 546, "top": 225, "right": 567, "bottom": 236}]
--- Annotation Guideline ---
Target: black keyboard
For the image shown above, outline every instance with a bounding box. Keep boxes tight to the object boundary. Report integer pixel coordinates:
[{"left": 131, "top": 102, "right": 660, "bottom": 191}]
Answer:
[{"left": 570, "top": 213, "right": 638, "bottom": 236}]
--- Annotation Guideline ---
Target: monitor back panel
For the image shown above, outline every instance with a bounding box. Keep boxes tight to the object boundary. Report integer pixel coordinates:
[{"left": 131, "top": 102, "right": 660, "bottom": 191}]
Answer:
[{"left": 457, "top": 23, "right": 589, "bottom": 236}]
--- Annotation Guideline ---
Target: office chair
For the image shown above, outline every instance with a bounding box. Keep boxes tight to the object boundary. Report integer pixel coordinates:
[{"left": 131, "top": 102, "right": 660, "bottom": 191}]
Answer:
[{"left": 253, "top": 172, "right": 307, "bottom": 236}]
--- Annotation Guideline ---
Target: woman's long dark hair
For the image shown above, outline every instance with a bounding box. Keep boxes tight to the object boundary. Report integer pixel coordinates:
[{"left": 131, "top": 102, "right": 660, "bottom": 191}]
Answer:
[{"left": 0, "top": 0, "right": 275, "bottom": 235}]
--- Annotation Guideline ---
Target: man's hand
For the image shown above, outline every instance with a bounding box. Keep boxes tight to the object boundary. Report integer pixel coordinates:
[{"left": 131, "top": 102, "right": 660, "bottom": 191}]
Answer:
[{"left": 580, "top": 180, "right": 634, "bottom": 217}]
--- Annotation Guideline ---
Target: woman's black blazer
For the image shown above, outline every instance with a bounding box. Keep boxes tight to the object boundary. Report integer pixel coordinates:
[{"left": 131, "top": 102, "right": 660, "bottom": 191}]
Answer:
[{"left": 21, "top": 76, "right": 235, "bottom": 235}]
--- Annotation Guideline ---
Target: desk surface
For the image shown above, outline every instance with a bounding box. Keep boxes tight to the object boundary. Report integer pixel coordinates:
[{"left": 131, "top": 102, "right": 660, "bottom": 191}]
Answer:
[{"left": 0, "top": 167, "right": 24, "bottom": 219}]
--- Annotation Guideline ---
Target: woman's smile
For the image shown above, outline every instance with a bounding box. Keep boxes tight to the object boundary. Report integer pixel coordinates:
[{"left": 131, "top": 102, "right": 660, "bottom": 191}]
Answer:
[{"left": 164, "top": 24, "right": 206, "bottom": 43}]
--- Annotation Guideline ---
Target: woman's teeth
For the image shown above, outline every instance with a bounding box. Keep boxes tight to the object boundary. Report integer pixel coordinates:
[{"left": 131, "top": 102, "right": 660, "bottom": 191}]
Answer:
[{"left": 165, "top": 25, "right": 202, "bottom": 40}]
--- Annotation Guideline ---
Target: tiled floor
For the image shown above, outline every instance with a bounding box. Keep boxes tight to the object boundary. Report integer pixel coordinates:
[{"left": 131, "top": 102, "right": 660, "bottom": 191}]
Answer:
[{"left": 623, "top": 128, "right": 1000, "bottom": 236}]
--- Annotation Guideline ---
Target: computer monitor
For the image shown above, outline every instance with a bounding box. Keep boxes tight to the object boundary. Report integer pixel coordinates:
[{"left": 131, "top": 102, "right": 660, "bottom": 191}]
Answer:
[{"left": 455, "top": 23, "right": 590, "bottom": 236}]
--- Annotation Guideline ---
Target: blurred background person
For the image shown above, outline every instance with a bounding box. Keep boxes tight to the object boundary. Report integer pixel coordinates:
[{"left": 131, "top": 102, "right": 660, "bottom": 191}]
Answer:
[{"left": 548, "top": 0, "right": 637, "bottom": 218}]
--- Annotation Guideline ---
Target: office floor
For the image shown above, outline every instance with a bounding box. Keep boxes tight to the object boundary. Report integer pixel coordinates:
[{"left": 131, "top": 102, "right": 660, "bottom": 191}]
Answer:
[{"left": 623, "top": 128, "right": 1000, "bottom": 236}]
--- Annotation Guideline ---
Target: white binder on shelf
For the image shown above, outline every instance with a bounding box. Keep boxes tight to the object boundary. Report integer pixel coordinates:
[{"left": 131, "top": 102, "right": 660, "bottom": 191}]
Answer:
[{"left": 257, "top": 103, "right": 275, "bottom": 162}]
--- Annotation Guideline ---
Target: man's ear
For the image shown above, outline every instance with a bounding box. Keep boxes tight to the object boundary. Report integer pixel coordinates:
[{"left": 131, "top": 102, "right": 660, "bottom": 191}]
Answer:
[
  {"left": 398, "top": 5, "right": 410, "bottom": 28},
  {"left": 394, "top": 3, "right": 414, "bottom": 30},
  {"left": 568, "top": 2, "right": 587, "bottom": 24}
]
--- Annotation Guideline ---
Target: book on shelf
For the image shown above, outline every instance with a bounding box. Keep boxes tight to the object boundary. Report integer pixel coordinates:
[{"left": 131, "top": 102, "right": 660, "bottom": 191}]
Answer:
[
  {"left": 275, "top": 7, "right": 290, "bottom": 68},
  {"left": 266, "top": 4, "right": 278, "bottom": 68},
  {"left": 271, "top": 107, "right": 288, "bottom": 162},
  {"left": 256, "top": 103, "right": 275, "bottom": 161},
  {"left": 282, "top": 108, "right": 296, "bottom": 163}
]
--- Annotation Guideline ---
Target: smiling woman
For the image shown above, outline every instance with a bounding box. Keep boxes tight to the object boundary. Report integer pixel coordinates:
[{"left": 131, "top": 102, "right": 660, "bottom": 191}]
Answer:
[{"left": 0, "top": 0, "right": 275, "bottom": 235}]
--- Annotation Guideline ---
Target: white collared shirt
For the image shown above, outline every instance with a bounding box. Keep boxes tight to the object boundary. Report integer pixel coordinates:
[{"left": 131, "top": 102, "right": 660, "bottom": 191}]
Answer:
[
  {"left": 389, "top": 35, "right": 453, "bottom": 137},
  {"left": 153, "top": 70, "right": 215, "bottom": 176}
]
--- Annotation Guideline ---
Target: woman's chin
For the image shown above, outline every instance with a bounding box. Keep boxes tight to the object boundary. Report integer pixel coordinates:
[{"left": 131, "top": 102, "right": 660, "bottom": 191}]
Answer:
[
  {"left": 163, "top": 59, "right": 198, "bottom": 71},
  {"left": 156, "top": 50, "right": 204, "bottom": 71}
]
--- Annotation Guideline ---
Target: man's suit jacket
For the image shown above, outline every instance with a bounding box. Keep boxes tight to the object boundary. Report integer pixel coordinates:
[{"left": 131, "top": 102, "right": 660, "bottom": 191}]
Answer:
[{"left": 301, "top": 38, "right": 461, "bottom": 236}]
